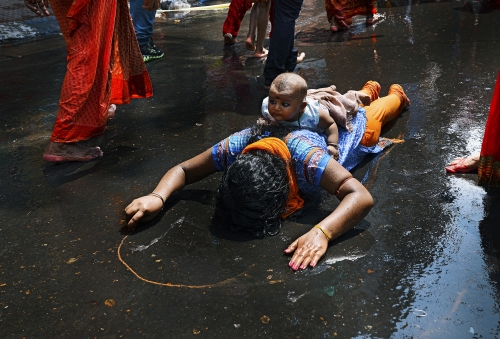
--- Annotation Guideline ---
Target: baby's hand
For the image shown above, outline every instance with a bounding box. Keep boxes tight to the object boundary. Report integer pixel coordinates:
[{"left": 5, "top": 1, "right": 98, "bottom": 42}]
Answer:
[
  {"left": 327, "top": 144, "right": 339, "bottom": 160},
  {"left": 256, "top": 117, "right": 278, "bottom": 126}
]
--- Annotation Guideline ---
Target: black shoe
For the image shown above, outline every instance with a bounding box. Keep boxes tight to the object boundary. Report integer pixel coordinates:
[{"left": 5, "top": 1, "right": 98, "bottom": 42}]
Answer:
[{"left": 140, "top": 39, "right": 164, "bottom": 62}]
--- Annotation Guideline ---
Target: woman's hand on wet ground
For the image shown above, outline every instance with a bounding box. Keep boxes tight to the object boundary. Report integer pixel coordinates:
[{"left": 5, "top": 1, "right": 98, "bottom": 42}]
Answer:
[
  {"left": 124, "top": 196, "right": 164, "bottom": 231},
  {"left": 24, "top": 0, "right": 50, "bottom": 17},
  {"left": 284, "top": 227, "right": 328, "bottom": 270}
]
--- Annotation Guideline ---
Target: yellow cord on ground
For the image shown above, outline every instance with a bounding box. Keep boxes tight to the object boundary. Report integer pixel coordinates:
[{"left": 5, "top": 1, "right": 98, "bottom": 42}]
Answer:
[{"left": 117, "top": 235, "right": 249, "bottom": 288}]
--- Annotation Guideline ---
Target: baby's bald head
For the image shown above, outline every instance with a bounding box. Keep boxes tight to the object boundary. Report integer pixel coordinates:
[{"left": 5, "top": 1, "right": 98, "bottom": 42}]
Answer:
[{"left": 270, "top": 73, "right": 308, "bottom": 101}]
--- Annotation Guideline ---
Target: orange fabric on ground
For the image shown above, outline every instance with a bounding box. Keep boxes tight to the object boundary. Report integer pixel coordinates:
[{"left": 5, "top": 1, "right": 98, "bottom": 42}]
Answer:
[
  {"left": 359, "top": 87, "right": 405, "bottom": 147},
  {"left": 50, "top": 0, "right": 153, "bottom": 143},
  {"left": 324, "top": 0, "right": 376, "bottom": 26},
  {"left": 242, "top": 137, "right": 304, "bottom": 218},
  {"left": 479, "top": 71, "right": 500, "bottom": 187}
]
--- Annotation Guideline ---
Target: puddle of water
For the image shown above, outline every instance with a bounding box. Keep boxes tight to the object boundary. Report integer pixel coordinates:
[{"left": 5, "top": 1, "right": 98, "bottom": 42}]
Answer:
[{"left": 393, "top": 177, "right": 499, "bottom": 337}]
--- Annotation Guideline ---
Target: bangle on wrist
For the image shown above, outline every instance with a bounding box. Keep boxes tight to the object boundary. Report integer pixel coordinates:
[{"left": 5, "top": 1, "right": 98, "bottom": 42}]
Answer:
[
  {"left": 314, "top": 225, "right": 331, "bottom": 241},
  {"left": 148, "top": 192, "right": 165, "bottom": 210},
  {"left": 327, "top": 143, "right": 338, "bottom": 148}
]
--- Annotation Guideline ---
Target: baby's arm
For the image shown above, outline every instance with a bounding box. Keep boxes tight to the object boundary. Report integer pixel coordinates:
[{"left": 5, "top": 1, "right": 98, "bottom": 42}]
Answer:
[{"left": 318, "top": 108, "right": 339, "bottom": 160}]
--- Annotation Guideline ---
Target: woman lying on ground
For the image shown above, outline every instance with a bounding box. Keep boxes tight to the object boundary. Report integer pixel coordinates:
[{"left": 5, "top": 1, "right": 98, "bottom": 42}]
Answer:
[{"left": 125, "top": 82, "right": 409, "bottom": 270}]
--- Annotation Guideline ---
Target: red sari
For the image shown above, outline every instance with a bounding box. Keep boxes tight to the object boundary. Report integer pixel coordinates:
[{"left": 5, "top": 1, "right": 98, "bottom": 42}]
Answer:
[
  {"left": 479, "top": 71, "right": 500, "bottom": 187},
  {"left": 50, "top": 0, "right": 153, "bottom": 143},
  {"left": 324, "top": 0, "right": 376, "bottom": 27}
]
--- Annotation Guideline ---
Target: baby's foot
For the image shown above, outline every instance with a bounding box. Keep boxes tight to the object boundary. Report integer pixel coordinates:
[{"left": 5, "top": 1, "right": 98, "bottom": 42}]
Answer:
[
  {"left": 297, "top": 52, "right": 305, "bottom": 63},
  {"left": 43, "top": 141, "right": 103, "bottom": 162},
  {"left": 254, "top": 47, "right": 268, "bottom": 58},
  {"left": 224, "top": 33, "right": 237, "bottom": 45}
]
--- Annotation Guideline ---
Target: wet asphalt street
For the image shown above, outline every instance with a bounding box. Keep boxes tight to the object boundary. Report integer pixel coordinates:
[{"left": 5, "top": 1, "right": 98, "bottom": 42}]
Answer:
[{"left": 1, "top": 1, "right": 500, "bottom": 338}]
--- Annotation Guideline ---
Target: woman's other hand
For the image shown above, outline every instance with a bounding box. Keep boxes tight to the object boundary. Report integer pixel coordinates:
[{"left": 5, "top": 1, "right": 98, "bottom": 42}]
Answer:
[
  {"left": 24, "top": 0, "right": 50, "bottom": 17},
  {"left": 284, "top": 227, "right": 328, "bottom": 270},
  {"left": 124, "top": 195, "right": 164, "bottom": 231}
]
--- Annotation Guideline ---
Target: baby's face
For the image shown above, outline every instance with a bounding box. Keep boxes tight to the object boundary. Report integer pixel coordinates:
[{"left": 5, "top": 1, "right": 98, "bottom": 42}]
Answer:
[{"left": 268, "top": 87, "right": 305, "bottom": 122}]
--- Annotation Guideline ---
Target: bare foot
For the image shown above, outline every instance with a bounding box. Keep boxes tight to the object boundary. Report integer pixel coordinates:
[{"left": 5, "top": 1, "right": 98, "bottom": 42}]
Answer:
[
  {"left": 254, "top": 47, "right": 268, "bottom": 58},
  {"left": 366, "top": 13, "right": 381, "bottom": 25},
  {"left": 108, "top": 104, "right": 116, "bottom": 118},
  {"left": 446, "top": 152, "right": 480, "bottom": 173},
  {"left": 245, "top": 36, "right": 256, "bottom": 51},
  {"left": 330, "top": 16, "right": 349, "bottom": 32},
  {"left": 43, "top": 141, "right": 103, "bottom": 162},
  {"left": 297, "top": 52, "right": 305, "bottom": 63},
  {"left": 224, "top": 33, "right": 237, "bottom": 45}
]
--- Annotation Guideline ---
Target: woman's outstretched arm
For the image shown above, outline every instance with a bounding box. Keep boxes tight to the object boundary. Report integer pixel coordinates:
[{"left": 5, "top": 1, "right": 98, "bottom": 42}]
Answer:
[
  {"left": 284, "top": 159, "right": 374, "bottom": 270},
  {"left": 124, "top": 148, "right": 218, "bottom": 230}
]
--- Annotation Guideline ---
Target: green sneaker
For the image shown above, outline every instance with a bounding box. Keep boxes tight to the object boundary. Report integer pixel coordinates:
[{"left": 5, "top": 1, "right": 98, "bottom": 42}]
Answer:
[{"left": 140, "top": 39, "right": 164, "bottom": 63}]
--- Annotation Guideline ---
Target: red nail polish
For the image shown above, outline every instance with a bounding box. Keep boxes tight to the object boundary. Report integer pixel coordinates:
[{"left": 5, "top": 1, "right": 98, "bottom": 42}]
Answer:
[
  {"left": 289, "top": 261, "right": 294, "bottom": 267},
  {"left": 310, "top": 262, "right": 315, "bottom": 267},
  {"left": 293, "top": 265, "right": 298, "bottom": 270},
  {"left": 300, "top": 265, "right": 305, "bottom": 269}
]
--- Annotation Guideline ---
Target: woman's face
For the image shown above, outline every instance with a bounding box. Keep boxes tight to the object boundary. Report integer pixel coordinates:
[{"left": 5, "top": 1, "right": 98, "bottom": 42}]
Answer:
[{"left": 268, "top": 87, "right": 306, "bottom": 122}]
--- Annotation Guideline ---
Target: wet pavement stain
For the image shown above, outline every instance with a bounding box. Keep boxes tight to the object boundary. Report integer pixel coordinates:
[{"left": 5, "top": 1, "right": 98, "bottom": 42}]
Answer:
[{"left": 0, "top": 0, "right": 500, "bottom": 338}]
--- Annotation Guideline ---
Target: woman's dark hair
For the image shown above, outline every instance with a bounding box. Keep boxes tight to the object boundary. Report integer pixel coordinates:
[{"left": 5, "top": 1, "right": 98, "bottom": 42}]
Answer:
[{"left": 217, "top": 124, "right": 299, "bottom": 238}]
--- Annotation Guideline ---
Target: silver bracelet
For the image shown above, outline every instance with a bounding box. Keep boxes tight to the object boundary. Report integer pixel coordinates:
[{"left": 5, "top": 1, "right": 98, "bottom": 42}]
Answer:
[{"left": 148, "top": 192, "right": 165, "bottom": 210}]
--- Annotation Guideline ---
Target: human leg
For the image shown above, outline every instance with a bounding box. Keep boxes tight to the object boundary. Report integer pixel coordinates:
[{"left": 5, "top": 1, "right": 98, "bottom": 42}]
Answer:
[
  {"left": 263, "top": 0, "right": 303, "bottom": 86},
  {"left": 359, "top": 80, "right": 381, "bottom": 102},
  {"left": 446, "top": 153, "right": 480, "bottom": 173},
  {"left": 365, "top": 2, "right": 378, "bottom": 25},
  {"left": 361, "top": 84, "right": 409, "bottom": 147},
  {"left": 129, "top": 0, "right": 163, "bottom": 62},
  {"left": 223, "top": 0, "right": 253, "bottom": 43},
  {"left": 254, "top": 0, "right": 272, "bottom": 57},
  {"left": 129, "top": 0, "right": 155, "bottom": 47},
  {"left": 44, "top": 0, "right": 115, "bottom": 162},
  {"left": 45, "top": 0, "right": 152, "bottom": 162},
  {"left": 478, "top": 70, "right": 500, "bottom": 186},
  {"left": 245, "top": 3, "right": 259, "bottom": 51},
  {"left": 325, "top": 0, "right": 350, "bottom": 32}
]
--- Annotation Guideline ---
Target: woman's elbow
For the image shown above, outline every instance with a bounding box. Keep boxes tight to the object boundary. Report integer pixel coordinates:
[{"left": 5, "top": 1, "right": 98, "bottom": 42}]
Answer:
[{"left": 362, "top": 191, "right": 374, "bottom": 213}]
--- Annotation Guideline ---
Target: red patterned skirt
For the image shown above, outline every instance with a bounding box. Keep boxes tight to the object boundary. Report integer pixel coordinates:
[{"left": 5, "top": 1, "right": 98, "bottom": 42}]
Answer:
[
  {"left": 50, "top": 0, "right": 153, "bottom": 143},
  {"left": 479, "top": 71, "right": 500, "bottom": 187}
]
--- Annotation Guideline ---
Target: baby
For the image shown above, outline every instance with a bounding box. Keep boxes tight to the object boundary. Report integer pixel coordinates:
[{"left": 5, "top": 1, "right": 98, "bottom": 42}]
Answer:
[{"left": 261, "top": 73, "right": 340, "bottom": 159}]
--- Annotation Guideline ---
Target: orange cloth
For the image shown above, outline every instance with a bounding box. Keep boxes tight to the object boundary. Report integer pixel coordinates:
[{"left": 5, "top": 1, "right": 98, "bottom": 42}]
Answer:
[
  {"left": 359, "top": 88, "right": 406, "bottom": 147},
  {"left": 50, "top": 0, "right": 153, "bottom": 143},
  {"left": 242, "top": 137, "right": 304, "bottom": 218},
  {"left": 479, "top": 71, "right": 500, "bottom": 187}
]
